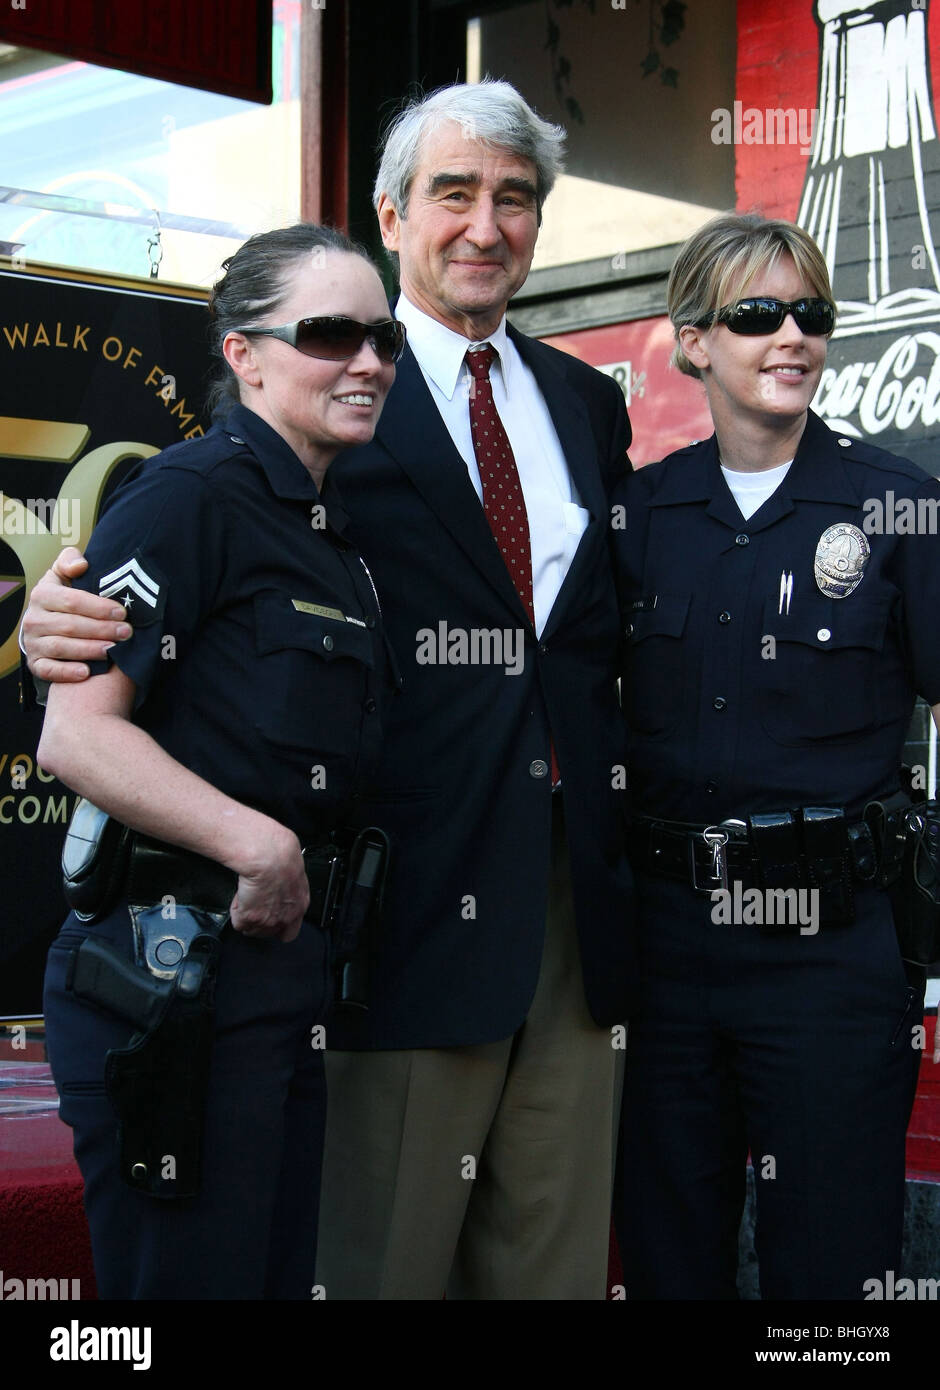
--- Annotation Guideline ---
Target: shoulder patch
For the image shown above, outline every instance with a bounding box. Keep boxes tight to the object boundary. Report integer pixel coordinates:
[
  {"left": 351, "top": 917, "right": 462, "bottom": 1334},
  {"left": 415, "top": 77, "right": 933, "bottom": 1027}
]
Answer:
[{"left": 98, "top": 553, "right": 167, "bottom": 626}]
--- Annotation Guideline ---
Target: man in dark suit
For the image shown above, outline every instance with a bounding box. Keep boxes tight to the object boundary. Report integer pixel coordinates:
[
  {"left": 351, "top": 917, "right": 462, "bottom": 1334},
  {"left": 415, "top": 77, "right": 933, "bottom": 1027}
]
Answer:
[
  {"left": 23, "top": 79, "right": 634, "bottom": 1300},
  {"left": 317, "top": 79, "right": 634, "bottom": 1299}
]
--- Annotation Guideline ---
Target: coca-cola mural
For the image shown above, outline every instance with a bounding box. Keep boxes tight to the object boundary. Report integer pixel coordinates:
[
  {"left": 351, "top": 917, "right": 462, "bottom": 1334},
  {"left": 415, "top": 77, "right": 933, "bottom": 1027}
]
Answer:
[
  {"left": 545, "top": 1, "right": 940, "bottom": 474},
  {"left": 740, "top": 0, "right": 940, "bottom": 477}
]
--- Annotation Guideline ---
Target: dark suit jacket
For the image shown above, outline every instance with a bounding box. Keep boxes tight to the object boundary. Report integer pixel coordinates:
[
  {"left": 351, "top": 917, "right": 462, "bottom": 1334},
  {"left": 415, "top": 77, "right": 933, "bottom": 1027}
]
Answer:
[{"left": 328, "top": 323, "right": 635, "bottom": 1048}]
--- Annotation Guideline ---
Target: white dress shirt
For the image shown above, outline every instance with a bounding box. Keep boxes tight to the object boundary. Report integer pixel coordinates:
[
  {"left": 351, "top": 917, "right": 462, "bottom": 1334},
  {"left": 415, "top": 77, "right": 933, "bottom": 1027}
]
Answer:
[{"left": 395, "top": 294, "right": 590, "bottom": 637}]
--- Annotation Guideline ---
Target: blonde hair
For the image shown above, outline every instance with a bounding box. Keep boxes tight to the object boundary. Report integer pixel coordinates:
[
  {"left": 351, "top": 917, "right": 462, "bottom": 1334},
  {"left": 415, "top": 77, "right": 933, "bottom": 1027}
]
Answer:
[{"left": 667, "top": 213, "right": 835, "bottom": 378}]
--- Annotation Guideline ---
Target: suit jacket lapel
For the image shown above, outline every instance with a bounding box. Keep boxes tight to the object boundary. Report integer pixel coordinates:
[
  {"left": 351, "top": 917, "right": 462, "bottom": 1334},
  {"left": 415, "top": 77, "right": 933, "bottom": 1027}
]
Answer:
[
  {"left": 375, "top": 345, "right": 529, "bottom": 623},
  {"left": 375, "top": 335, "right": 610, "bottom": 633}
]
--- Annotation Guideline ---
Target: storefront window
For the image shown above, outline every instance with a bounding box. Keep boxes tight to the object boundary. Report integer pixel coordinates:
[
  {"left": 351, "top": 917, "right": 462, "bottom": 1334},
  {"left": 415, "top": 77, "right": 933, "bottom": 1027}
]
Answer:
[
  {"left": 470, "top": 0, "right": 736, "bottom": 270},
  {"left": 0, "top": 0, "right": 301, "bottom": 286}
]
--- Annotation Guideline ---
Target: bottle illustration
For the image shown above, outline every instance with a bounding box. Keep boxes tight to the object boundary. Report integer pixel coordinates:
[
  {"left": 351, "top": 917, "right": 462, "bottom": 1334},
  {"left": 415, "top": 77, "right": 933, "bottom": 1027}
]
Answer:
[{"left": 798, "top": 0, "right": 940, "bottom": 471}]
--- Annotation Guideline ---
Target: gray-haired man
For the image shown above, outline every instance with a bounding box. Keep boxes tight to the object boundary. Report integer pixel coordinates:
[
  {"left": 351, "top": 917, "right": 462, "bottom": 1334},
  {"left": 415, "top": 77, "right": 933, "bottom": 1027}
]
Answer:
[{"left": 318, "top": 80, "right": 635, "bottom": 1299}]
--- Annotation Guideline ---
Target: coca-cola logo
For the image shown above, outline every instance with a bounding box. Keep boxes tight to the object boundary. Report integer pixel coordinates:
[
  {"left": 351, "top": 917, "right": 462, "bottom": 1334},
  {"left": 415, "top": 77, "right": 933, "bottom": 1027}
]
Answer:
[{"left": 813, "top": 330, "right": 940, "bottom": 437}]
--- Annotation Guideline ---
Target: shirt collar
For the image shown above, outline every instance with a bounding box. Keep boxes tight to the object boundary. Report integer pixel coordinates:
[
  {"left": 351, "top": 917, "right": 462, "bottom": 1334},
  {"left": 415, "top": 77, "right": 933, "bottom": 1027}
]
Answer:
[
  {"left": 395, "top": 292, "right": 514, "bottom": 400},
  {"left": 214, "top": 402, "right": 351, "bottom": 534},
  {"left": 216, "top": 403, "right": 319, "bottom": 502},
  {"left": 650, "top": 413, "right": 863, "bottom": 509}
]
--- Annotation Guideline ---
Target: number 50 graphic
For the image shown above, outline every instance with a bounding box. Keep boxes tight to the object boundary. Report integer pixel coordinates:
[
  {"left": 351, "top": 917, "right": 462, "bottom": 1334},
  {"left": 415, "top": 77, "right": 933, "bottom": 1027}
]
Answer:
[{"left": 0, "top": 416, "right": 159, "bottom": 681}]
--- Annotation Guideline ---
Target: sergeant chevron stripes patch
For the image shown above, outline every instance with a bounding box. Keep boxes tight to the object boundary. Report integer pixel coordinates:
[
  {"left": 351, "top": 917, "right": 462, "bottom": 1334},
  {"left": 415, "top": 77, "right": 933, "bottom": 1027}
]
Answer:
[{"left": 98, "top": 556, "right": 162, "bottom": 611}]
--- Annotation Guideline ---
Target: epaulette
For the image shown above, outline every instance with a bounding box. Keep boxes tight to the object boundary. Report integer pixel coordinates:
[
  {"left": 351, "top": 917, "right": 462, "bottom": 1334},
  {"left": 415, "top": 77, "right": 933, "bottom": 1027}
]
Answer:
[
  {"left": 148, "top": 426, "right": 250, "bottom": 479},
  {"left": 829, "top": 432, "right": 932, "bottom": 485}
]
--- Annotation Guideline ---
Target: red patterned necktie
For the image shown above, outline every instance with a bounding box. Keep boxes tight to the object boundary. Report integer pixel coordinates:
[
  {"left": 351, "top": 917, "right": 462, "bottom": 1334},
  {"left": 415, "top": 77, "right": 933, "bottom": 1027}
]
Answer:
[
  {"left": 465, "top": 344, "right": 559, "bottom": 785},
  {"left": 465, "top": 344, "right": 535, "bottom": 623}
]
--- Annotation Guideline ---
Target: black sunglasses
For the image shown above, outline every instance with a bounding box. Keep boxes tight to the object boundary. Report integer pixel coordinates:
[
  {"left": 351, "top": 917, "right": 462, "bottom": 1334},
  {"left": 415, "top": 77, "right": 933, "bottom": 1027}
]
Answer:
[
  {"left": 695, "top": 297, "right": 835, "bottom": 337},
  {"left": 233, "top": 316, "right": 406, "bottom": 364}
]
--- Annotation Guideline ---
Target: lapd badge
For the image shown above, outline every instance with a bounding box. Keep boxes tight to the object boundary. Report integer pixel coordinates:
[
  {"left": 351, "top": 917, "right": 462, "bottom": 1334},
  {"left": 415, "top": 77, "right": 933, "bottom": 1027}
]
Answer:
[{"left": 813, "top": 523, "right": 870, "bottom": 599}]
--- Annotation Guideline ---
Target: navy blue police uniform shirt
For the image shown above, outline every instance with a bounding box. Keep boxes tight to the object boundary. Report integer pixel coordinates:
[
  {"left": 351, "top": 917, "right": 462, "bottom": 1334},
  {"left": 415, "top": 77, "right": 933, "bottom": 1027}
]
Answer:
[
  {"left": 73, "top": 403, "right": 393, "bottom": 841},
  {"left": 612, "top": 410, "right": 940, "bottom": 825}
]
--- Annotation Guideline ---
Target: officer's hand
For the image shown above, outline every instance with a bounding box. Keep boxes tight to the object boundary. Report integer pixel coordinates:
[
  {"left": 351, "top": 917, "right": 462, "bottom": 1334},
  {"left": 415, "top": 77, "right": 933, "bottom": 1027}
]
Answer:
[
  {"left": 229, "top": 826, "right": 310, "bottom": 943},
  {"left": 23, "top": 547, "right": 133, "bottom": 682}
]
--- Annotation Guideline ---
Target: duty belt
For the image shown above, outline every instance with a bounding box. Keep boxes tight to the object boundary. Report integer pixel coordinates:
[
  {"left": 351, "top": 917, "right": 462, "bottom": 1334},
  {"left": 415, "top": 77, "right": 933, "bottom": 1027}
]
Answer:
[
  {"left": 128, "top": 825, "right": 388, "bottom": 1004},
  {"left": 63, "top": 794, "right": 389, "bottom": 1005},
  {"left": 125, "top": 831, "right": 340, "bottom": 923},
  {"left": 627, "top": 796, "right": 910, "bottom": 921}
]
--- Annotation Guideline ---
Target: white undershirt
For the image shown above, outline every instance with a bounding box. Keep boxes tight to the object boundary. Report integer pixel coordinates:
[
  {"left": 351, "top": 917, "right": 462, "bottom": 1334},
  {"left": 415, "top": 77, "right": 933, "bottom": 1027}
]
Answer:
[
  {"left": 720, "top": 459, "right": 793, "bottom": 520},
  {"left": 395, "top": 294, "right": 589, "bottom": 636}
]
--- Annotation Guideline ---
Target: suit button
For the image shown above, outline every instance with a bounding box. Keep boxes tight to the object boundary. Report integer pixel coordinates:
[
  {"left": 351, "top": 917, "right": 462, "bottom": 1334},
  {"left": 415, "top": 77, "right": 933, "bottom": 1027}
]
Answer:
[
  {"left": 734, "top": 533, "right": 749, "bottom": 546},
  {"left": 366, "top": 617, "right": 376, "bottom": 629},
  {"left": 364, "top": 697, "right": 377, "bottom": 713},
  {"left": 625, "top": 622, "right": 634, "bottom": 637},
  {"left": 529, "top": 759, "right": 549, "bottom": 779},
  {"left": 713, "top": 696, "right": 727, "bottom": 710},
  {"left": 718, "top": 611, "right": 731, "bottom": 624},
  {"left": 539, "top": 642, "right": 548, "bottom": 655},
  {"left": 322, "top": 635, "right": 334, "bottom": 651},
  {"left": 705, "top": 778, "right": 719, "bottom": 794}
]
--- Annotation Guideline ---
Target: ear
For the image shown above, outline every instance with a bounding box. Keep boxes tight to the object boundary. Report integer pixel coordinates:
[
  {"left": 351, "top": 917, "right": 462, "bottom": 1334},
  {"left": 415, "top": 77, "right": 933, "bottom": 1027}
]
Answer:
[
  {"left": 678, "top": 323, "right": 711, "bottom": 374},
  {"left": 376, "top": 192, "right": 403, "bottom": 253},
  {"left": 222, "top": 332, "right": 263, "bottom": 390}
]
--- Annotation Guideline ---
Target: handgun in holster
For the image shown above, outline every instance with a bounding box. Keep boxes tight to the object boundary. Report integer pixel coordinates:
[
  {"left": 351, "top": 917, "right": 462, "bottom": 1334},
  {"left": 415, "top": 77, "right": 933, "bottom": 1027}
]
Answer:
[{"left": 62, "top": 799, "right": 230, "bottom": 1199}]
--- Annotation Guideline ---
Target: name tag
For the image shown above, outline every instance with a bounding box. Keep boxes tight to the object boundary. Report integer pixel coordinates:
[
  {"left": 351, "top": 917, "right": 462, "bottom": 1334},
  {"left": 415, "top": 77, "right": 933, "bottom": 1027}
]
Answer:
[{"left": 292, "top": 599, "right": 366, "bottom": 627}]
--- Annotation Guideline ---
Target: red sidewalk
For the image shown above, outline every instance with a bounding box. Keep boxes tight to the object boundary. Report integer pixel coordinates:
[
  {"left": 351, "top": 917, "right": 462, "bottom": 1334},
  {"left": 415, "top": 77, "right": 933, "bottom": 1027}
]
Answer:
[{"left": 2, "top": 1020, "right": 937, "bottom": 1300}]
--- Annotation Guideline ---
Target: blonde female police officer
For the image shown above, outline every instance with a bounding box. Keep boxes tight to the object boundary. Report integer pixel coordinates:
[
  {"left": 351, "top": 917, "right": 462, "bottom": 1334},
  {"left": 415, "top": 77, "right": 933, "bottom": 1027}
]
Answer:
[
  {"left": 613, "top": 213, "right": 940, "bottom": 1300},
  {"left": 36, "top": 225, "right": 403, "bottom": 1299}
]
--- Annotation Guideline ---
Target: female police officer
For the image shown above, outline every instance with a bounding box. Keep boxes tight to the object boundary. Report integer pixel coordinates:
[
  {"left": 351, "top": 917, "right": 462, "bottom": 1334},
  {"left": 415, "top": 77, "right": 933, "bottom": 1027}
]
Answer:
[
  {"left": 613, "top": 213, "right": 940, "bottom": 1300},
  {"left": 36, "top": 224, "right": 403, "bottom": 1298}
]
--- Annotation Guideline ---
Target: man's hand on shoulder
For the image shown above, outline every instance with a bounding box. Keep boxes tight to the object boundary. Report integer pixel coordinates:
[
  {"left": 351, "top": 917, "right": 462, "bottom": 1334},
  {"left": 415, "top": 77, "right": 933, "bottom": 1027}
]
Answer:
[{"left": 23, "top": 547, "right": 133, "bottom": 683}]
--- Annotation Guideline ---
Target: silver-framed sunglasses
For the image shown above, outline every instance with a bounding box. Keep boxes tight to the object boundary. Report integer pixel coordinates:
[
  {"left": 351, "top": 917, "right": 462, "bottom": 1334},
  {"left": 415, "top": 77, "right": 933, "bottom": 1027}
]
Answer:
[{"left": 233, "top": 315, "right": 406, "bottom": 364}]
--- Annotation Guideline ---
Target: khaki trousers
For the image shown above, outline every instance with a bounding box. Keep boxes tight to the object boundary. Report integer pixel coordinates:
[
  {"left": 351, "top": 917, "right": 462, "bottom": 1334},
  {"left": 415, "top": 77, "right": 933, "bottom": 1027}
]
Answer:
[{"left": 317, "top": 800, "right": 625, "bottom": 1299}]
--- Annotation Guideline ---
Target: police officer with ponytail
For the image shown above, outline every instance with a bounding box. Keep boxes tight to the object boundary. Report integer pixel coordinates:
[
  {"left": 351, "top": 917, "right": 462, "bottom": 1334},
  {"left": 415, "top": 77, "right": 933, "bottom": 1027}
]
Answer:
[{"left": 35, "top": 225, "right": 402, "bottom": 1298}]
